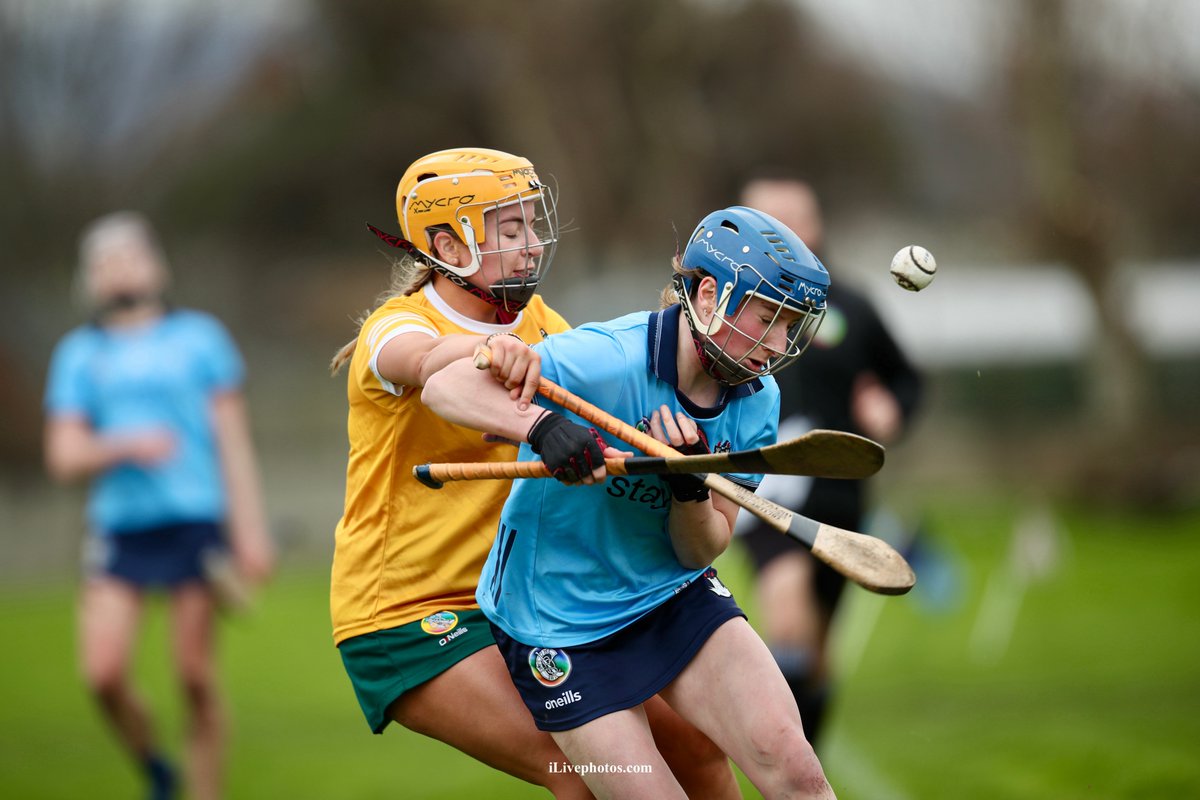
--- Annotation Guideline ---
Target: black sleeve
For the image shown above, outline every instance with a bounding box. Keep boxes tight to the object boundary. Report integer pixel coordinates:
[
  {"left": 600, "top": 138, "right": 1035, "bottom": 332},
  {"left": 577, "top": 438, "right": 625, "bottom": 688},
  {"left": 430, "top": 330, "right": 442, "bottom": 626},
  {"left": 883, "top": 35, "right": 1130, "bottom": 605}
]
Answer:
[{"left": 860, "top": 298, "right": 923, "bottom": 426}]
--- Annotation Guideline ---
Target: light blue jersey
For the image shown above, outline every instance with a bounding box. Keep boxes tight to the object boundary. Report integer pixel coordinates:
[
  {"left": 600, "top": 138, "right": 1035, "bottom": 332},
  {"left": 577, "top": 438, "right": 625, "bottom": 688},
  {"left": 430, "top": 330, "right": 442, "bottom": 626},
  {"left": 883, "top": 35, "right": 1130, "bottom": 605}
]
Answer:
[
  {"left": 477, "top": 305, "right": 781, "bottom": 647},
  {"left": 44, "top": 309, "right": 244, "bottom": 535}
]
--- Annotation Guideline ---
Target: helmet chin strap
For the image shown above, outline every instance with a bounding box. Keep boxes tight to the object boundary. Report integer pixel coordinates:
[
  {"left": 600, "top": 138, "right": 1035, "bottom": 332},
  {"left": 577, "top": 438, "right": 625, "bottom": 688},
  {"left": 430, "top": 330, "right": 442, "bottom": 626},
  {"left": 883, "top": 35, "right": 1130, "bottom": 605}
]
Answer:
[
  {"left": 367, "top": 222, "right": 534, "bottom": 322},
  {"left": 677, "top": 273, "right": 755, "bottom": 385},
  {"left": 433, "top": 267, "right": 532, "bottom": 324},
  {"left": 488, "top": 276, "right": 539, "bottom": 310}
]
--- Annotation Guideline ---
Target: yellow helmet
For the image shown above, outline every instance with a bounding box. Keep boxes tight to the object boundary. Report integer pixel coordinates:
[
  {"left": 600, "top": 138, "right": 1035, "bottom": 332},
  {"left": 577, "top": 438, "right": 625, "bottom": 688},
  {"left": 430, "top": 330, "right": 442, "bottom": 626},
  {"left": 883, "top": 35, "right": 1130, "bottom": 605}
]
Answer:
[{"left": 395, "top": 147, "right": 558, "bottom": 281}]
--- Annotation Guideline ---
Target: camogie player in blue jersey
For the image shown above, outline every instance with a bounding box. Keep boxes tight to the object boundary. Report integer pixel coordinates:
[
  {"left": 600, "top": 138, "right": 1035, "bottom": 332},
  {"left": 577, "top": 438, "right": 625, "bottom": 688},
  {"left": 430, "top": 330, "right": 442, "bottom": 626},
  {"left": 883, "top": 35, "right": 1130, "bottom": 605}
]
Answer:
[
  {"left": 44, "top": 212, "right": 274, "bottom": 800},
  {"left": 423, "top": 206, "right": 837, "bottom": 798}
]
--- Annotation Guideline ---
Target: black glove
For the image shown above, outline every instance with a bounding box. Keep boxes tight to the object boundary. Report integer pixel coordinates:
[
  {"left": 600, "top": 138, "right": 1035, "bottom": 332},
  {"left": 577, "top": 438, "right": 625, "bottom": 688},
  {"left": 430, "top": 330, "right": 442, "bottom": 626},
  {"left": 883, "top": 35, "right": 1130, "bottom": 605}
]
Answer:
[
  {"left": 664, "top": 473, "right": 710, "bottom": 503},
  {"left": 676, "top": 426, "right": 710, "bottom": 457},
  {"left": 665, "top": 427, "right": 710, "bottom": 502},
  {"left": 527, "top": 411, "right": 608, "bottom": 484}
]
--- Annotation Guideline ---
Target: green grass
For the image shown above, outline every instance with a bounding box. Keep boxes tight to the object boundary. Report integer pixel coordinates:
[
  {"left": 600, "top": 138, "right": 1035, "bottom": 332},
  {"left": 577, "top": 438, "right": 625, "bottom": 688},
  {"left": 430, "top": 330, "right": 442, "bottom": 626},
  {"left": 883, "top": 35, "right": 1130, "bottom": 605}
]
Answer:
[{"left": 1, "top": 496, "right": 1198, "bottom": 798}]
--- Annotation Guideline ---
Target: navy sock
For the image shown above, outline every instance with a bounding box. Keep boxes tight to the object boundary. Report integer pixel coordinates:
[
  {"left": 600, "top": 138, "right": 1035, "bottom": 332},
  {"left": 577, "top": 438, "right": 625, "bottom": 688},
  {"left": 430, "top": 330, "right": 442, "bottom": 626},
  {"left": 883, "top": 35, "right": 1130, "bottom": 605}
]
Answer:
[
  {"left": 143, "top": 753, "right": 177, "bottom": 800},
  {"left": 796, "top": 684, "right": 830, "bottom": 746},
  {"left": 770, "top": 646, "right": 830, "bottom": 745}
]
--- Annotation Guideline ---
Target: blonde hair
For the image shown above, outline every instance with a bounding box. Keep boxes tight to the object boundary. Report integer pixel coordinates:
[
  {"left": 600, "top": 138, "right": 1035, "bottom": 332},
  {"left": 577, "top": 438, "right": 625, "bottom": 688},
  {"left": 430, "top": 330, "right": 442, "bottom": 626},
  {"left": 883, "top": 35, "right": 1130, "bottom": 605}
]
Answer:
[
  {"left": 659, "top": 256, "right": 705, "bottom": 309},
  {"left": 328, "top": 237, "right": 441, "bottom": 375}
]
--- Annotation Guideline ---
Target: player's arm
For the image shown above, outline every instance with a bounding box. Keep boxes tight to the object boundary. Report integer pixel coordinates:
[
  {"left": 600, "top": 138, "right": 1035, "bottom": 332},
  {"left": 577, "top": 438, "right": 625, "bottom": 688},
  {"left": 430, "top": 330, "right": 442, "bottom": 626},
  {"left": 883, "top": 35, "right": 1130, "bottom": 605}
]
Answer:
[
  {"left": 44, "top": 414, "right": 174, "bottom": 484},
  {"left": 422, "top": 357, "right": 611, "bottom": 484},
  {"left": 668, "top": 492, "right": 738, "bottom": 569},
  {"left": 375, "top": 331, "right": 541, "bottom": 407},
  {"left": 210, "top": 389, "right": 274, "bottom": 585},
  {"left": 646, "top": 405, "right": 737, "bottom": 568},
  {"left": 861, "top": 302, "right": 923, "bottom": 436}
]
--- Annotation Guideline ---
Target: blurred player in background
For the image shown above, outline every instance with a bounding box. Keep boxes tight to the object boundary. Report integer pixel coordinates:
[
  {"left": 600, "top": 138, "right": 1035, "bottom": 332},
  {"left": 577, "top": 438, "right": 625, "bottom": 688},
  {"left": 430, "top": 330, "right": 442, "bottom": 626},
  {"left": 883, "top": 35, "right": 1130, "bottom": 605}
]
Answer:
[
  {"left": 737, "top": 175, "right": 923, "bottom": 746},
  {"left": 44, "top": 212, "right": 275, "bottom": 800},
  {"left": 329, "top": 147, "right": 739, "bottom": 798},
  {"left": 423, "top": 205, "right": 837, "bottom": 798}
]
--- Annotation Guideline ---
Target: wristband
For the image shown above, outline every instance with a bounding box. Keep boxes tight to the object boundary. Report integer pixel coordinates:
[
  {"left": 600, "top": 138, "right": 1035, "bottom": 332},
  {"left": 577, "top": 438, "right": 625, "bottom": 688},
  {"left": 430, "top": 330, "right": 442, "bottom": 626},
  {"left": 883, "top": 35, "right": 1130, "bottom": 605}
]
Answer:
[{"left": 664, "top": 473, "right": 711, "bottom": 503}]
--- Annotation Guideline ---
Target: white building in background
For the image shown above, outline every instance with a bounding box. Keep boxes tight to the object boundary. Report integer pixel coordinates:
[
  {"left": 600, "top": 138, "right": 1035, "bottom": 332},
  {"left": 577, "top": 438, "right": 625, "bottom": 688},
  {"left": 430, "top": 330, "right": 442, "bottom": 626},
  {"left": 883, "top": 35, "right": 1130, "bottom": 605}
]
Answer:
[
  {"left": 558, "top": 259, "right": 1200, "bottom": 372},
  {"left": 869, "top": 263, "right": 1200, "bottom": 369}
]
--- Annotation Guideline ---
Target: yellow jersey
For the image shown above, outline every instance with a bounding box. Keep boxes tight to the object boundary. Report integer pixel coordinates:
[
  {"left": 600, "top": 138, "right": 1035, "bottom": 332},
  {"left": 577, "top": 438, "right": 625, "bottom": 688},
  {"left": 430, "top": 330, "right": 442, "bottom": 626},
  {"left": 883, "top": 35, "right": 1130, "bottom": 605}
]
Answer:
[{"left": 330, "top": 283, "right": 569, "bottom": 644}]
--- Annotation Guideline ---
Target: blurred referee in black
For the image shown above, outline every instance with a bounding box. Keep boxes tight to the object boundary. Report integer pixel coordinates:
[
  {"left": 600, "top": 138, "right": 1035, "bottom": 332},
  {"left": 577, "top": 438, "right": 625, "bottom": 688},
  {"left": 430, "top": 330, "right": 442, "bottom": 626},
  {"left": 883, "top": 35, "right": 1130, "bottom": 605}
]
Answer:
[{"left": 737, "top": 174, "right": 923, "bottom": 747}]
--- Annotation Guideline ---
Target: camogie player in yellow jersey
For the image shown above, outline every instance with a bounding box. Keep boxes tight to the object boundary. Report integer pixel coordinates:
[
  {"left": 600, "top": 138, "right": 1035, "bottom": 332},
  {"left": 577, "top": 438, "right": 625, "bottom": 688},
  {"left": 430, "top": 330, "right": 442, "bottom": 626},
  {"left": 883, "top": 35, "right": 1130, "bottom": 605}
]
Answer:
[{"left": 329, "top": 148, "right": 740, "bottom": 798}]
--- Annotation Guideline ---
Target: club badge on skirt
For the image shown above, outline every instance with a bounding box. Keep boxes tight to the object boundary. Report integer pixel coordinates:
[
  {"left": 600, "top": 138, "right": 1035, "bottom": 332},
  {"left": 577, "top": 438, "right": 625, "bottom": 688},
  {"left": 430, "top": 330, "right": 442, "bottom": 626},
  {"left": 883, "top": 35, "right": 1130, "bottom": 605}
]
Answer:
[
  {"left": 420, "top": 611, "right": 459, "bottom": 635},
  {"left": 529, "top": 647, "right": 572, "bottom": 687}
]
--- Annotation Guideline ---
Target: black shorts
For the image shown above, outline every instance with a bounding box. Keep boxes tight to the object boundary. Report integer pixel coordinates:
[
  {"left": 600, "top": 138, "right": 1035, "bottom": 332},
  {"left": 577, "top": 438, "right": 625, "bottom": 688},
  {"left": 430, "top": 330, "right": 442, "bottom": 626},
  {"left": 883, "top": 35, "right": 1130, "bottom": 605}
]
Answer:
[
  {"left": 739, "top": 525, "right": 848, "bottom": 617},
  {"left": 491, "top": 567, "right": 745, "bottom": 732},
  {"left": 86, "top": 521, "right": 227, "bottom": 590}
]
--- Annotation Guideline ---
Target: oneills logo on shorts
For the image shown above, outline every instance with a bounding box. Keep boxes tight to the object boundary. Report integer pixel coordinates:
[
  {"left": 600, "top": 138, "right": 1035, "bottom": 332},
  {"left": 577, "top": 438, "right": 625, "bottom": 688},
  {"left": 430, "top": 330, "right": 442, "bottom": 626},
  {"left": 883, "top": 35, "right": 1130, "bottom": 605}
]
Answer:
[
  {"left": 544, "top": 689, "right": 582, "bottom": 710},
  {"left": 420, "top": 611, "right": 458, "bottom": 635},
  {"left": 438, "top": 627, "right": 468, "bottom": 646},
  {"left": 529, "top": 647, "right": 571, "bottom": 687}
]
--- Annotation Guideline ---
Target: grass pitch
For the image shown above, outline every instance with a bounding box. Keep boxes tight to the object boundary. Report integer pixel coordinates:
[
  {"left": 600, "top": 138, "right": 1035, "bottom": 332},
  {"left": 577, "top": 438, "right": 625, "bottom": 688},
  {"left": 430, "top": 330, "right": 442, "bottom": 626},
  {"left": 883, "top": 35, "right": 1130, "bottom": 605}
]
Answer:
[{"left": 0, "top": 495, "right": 1197, "bottom": 798}]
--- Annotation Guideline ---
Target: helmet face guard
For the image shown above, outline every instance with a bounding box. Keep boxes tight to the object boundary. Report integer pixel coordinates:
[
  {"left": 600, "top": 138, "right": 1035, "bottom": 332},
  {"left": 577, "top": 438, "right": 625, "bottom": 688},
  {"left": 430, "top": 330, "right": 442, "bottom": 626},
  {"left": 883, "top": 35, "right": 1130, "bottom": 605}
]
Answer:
[
  {"left": 676, "top": 270, "right": 825, "bottom": 385},
  {"left": 678, "top": 206, "right": 830, "bottom": 385},
  {"left": 451, "top": 183, "right": 558, "bottom": 312},
  {"left": 395, "top": 148, "right": 559, "bottom": 316}
]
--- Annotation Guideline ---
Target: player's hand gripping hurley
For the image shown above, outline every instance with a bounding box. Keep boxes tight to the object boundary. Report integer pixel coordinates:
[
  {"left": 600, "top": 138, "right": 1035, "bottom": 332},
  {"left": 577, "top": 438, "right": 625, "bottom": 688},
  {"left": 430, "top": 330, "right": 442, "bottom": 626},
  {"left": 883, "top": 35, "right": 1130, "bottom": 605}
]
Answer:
[{"left": 464, "top": 346, "right": 915, "bottom": 595}]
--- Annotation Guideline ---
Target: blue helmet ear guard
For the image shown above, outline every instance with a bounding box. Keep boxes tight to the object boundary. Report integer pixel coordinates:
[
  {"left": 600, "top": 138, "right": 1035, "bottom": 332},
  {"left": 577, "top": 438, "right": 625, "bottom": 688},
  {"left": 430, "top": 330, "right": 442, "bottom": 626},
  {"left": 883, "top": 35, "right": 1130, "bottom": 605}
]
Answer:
[{"left": 676, "top": 206, "right": 831, "bottom": 385}]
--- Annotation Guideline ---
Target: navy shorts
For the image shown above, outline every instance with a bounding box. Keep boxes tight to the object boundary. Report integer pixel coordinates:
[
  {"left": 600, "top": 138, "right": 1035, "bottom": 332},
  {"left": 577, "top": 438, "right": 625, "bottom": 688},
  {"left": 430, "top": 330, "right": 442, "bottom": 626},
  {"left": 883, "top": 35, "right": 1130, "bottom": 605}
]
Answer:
[
  {"left": 492, "top": 568, "right": 745, "bottom": 732},
  {"left": 86, "top": 521, "right": 227, "bottom": 590}
]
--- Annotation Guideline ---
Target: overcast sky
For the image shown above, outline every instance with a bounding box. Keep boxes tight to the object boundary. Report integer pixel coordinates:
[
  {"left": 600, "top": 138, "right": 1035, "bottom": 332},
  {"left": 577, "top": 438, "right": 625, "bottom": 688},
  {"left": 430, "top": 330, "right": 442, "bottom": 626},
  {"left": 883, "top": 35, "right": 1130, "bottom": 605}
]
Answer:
[{"left": 793, "top": 0, "right": 1200, "bottom": 99}]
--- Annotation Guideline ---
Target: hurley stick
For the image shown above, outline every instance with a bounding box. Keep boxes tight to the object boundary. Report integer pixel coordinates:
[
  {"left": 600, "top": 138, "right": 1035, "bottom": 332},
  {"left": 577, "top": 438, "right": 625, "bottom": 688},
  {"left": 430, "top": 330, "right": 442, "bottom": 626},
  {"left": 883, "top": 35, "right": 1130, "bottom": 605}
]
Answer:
[
  {"left": 473, "top": 346, "right": 915, "bottom": 595},
  {"left": 414, "top": 428, "right": 883, "bottom": 487}
]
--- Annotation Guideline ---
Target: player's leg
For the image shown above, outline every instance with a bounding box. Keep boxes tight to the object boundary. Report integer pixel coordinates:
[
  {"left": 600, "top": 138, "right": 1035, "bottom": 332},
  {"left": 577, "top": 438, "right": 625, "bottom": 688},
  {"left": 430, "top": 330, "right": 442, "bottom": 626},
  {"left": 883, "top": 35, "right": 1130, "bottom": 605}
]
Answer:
[
  {"left": 644, "top": 694, "right": 741, "bottom": 799},
  {"left": 550, "top": 705, "right": 685, "bottom": 800},
  {"left": 757, "top": 549, "right": 828, "bottom": 737},
  {"left": 742, "top": 523, "right": 832, "bottom": 743},
  {"left": 387, "top": 644, "right": 593, "bottom": 799},
  {"left": 803, "top": 560, "right": 848, "bottom": 744},
  {"left": 169, "top": 581, "right": 223, "bottom": 800},
  {"left": 659, "top": 617, "right": 835, "bottom": 799},
  {"left": 78, "top": 574, "right": 175, "bottom": 795}
]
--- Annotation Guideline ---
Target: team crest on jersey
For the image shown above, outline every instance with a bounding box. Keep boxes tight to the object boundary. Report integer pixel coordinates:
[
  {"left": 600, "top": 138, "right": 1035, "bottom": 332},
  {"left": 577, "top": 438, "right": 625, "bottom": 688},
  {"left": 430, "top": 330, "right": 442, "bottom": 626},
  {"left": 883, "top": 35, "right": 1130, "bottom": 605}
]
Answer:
[
  {"left": 712, "top": 439, "right": 732, "bottom": 454},
  {"left": 420, "top": 611, "right": 459, "bottom": 635},
  {"left": 528, "top": 647, "right": 572, "bottom": 687}
]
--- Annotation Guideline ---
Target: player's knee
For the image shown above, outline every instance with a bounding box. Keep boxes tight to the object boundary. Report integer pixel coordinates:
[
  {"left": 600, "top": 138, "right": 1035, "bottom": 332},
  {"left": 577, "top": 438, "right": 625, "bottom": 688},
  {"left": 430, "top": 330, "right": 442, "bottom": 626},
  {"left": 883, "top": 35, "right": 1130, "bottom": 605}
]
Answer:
[
  {"left": 758, "top": 724, "right": 829, "bottom": 797},
  {"left": 178, "top": 668, "right": 220, "bottom": 715},
  {"left": 746, "top": 719, "right": 808, "bottom": 769},
  {"left": 81, "top": 658, "right": 126, "bottom": 699}
]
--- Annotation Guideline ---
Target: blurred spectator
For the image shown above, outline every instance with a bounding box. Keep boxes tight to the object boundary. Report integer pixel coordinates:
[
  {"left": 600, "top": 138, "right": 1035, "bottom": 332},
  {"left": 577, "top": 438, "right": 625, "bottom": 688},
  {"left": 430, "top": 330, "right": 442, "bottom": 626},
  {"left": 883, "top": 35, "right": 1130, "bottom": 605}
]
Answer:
[
  {"left": 737, "top": 175, "right": 923, "bottom": 746},
  {"left": 43, "top": 212, "right": 274, "bottom": 800}
]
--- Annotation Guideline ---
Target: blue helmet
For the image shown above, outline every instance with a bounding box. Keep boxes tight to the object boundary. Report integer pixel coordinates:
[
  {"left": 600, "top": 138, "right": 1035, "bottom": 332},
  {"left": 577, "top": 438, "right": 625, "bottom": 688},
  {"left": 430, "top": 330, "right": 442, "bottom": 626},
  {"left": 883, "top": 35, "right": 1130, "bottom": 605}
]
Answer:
[{"left": 676, "top": 206, "right": 830, "bottom": 384}]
